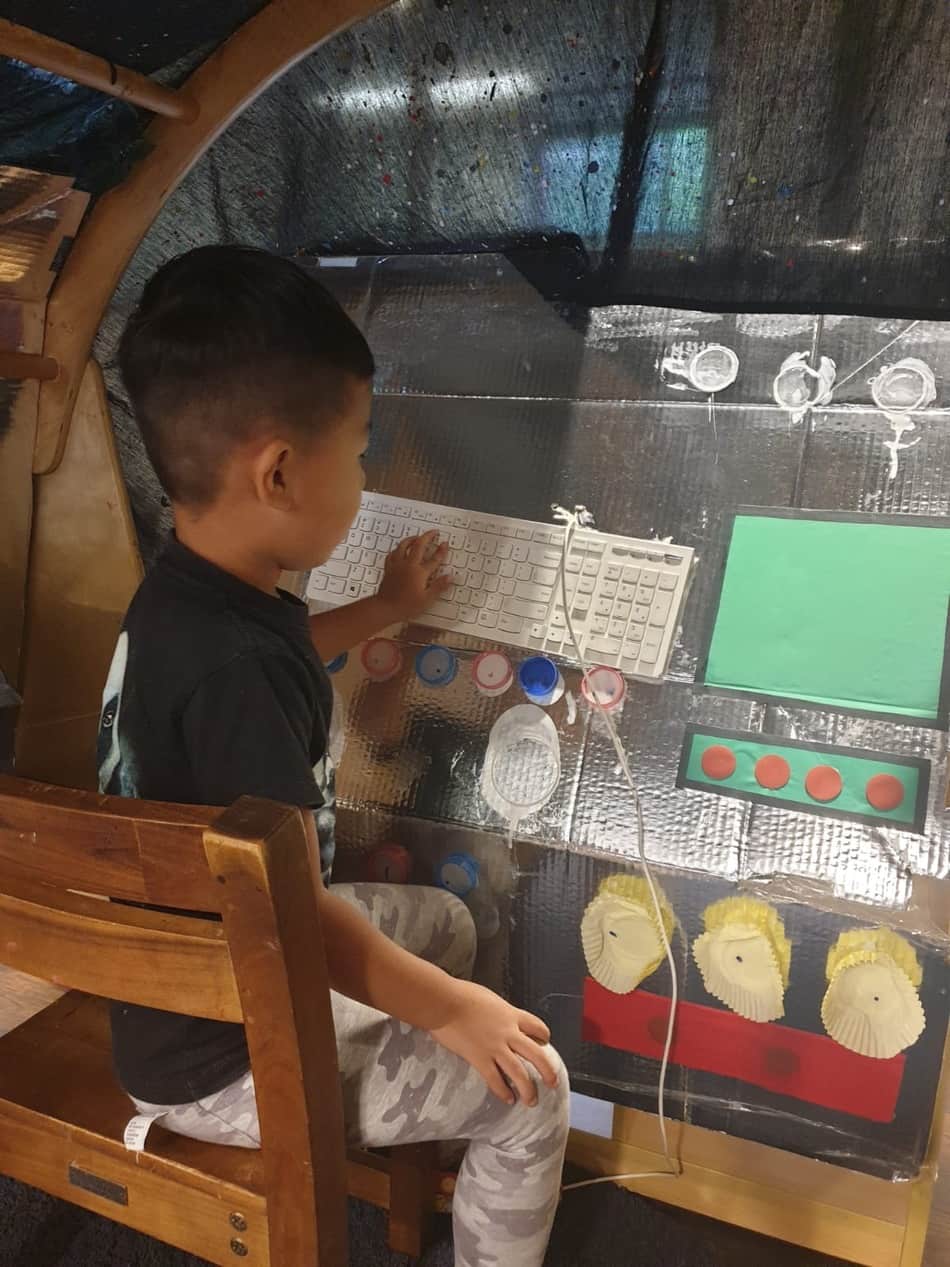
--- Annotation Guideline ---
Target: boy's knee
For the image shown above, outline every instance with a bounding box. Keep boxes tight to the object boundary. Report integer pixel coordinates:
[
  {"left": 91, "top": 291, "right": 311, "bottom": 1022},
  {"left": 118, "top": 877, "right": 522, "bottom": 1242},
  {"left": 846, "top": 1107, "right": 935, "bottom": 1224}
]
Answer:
[{"left": 424, "top": 887, "right": 477, "bottom": 979}]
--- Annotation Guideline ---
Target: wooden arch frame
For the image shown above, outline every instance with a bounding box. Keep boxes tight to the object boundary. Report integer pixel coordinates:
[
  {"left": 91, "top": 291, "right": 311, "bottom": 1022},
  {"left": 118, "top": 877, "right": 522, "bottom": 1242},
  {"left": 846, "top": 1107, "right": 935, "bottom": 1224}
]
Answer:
[{"left": 31, "top": 0, "right": 391, "bottom": 475}]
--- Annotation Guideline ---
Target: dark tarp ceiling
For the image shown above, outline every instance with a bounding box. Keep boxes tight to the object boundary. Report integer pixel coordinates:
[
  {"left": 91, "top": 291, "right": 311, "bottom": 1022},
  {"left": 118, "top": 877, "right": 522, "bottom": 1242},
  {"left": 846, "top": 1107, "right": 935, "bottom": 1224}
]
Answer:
[{"left": 1, "top": 0, "right": 948, "bottom": 315}]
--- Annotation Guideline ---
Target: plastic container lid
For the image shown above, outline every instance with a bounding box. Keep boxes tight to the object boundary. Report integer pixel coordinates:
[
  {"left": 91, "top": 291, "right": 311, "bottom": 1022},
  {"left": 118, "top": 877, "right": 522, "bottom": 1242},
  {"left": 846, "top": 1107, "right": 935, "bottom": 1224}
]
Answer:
[
  {"left": 518, "top": 655, "right": 560, "bottom": 702},
  {"left": 688, "top": 344, "right": 739, "bottom": 392},
  {"left": 580, "top": 665, "right": 627, "bottom": 711},
  {"left": 472, "top": 650, "right": 514, "bottom": 696},
  {"left": 414, "top": 644, "right": 458, "bottom": 687},
  {"left": 361, "top": 638, "right": 403, "bottom": 682},
  {"left": 365, "top": 843, "right": 411, "bottom": 884},
  {"left": 436, "top": 852, "right": 480, "bottom": 896},
  {"left": 325, "top": 652, "right": 348, "bottom": 675}
]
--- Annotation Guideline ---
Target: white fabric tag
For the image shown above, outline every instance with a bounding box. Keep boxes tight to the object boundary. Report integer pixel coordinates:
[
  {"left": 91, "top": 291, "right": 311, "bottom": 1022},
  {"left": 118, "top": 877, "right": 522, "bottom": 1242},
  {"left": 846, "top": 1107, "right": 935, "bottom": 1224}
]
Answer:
[{"left": 123, "top": 1112, "right": 165, "bottom": 1152}]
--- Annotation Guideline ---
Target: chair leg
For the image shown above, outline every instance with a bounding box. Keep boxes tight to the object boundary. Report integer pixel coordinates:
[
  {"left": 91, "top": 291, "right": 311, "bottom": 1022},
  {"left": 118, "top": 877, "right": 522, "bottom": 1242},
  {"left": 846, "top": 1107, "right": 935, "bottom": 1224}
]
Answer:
[{"left": 387, "top": 1142, "right": 436, "bottom": 1258}]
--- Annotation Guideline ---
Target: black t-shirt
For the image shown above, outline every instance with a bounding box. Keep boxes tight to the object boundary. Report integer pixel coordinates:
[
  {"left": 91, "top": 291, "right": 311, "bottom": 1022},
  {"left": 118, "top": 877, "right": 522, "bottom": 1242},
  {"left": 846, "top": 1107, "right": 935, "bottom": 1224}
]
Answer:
[{"left": 97, "top": 538, "right": 336, "bottom": 1104}]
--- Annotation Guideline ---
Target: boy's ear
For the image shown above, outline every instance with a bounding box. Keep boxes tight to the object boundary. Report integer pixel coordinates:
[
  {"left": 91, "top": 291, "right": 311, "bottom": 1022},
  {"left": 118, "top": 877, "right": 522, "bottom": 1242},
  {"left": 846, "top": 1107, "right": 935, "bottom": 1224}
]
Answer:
[{"left": 251, "top": 437, "right": 294, "bottom": 508}]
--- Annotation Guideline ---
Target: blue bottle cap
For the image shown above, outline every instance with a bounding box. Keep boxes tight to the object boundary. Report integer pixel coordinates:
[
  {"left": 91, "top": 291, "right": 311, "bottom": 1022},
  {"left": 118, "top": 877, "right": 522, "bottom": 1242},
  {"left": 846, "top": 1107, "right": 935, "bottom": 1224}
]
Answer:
[
  {"left": 415, "top": 644, "right": 458, "bottom": 687},
  {"left": 518, "top": 655, "right": 559, "bottom": 700},
  {"left": 436, "top": 852, "right": 480, "bottom": 897},
  {"left": 325, "top": 651, "right": 348, "bottom": 675}
]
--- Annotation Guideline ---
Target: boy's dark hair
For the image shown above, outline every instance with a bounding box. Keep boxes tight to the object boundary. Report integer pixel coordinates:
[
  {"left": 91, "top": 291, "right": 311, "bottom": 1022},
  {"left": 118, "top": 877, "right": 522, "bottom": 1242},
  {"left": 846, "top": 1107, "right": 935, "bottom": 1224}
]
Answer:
[{"left": 118, "top": 245, "right": 374, "bottom": 506}]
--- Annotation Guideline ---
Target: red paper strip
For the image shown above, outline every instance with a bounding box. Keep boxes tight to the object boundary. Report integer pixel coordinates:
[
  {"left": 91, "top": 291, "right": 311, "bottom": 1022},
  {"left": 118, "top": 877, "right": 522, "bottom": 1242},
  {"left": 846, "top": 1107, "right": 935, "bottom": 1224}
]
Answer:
[{"left": 582, "top": 978, "right": 904, "bottom": 1123}]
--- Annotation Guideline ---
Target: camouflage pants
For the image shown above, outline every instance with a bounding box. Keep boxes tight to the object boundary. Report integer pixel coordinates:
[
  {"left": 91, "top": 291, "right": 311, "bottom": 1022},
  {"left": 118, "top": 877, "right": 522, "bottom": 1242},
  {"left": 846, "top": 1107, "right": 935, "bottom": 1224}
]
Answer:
[{"left": 130, "top": 883, "right": 569, "bottom": 1267}]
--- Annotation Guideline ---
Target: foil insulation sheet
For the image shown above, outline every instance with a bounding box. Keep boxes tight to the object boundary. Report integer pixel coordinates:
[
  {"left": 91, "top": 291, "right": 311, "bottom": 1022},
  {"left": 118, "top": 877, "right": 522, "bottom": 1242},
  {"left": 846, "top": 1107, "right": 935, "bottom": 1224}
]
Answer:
[{"left": 100, "top": 250, "right": 949, "bottom": 1178}]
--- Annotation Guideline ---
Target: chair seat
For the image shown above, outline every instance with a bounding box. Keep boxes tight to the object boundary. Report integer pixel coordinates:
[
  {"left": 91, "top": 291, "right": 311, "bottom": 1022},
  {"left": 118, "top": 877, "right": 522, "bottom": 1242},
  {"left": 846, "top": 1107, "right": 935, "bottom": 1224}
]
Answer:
[{"left": 0, "top": 991, "right": 265, "bottom": 1192}]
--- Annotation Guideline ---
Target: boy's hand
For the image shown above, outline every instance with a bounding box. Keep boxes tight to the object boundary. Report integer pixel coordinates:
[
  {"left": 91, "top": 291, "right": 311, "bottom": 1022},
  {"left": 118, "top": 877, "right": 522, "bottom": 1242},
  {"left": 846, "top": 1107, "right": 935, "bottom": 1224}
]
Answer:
[
  {"left": 429, "top": 980, "right": 558, "bottom": 1106},
  {"left": 377, "top": 530, "right": 453, "bottom": 621}
]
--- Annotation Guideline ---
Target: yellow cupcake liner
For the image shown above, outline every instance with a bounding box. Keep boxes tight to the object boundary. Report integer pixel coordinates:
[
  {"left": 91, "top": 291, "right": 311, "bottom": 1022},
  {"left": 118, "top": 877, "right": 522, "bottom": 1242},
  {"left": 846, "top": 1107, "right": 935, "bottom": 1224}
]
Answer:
[{"left": 581, "top": 874, "right": 674, "bottom": 995}]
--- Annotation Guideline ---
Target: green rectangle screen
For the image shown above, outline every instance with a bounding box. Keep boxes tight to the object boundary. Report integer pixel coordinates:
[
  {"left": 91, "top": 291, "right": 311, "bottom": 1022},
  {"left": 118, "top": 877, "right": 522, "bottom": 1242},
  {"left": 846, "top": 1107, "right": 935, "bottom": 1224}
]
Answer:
[{"left": 702, "top": 511, "right": 950, "bottom": 725}]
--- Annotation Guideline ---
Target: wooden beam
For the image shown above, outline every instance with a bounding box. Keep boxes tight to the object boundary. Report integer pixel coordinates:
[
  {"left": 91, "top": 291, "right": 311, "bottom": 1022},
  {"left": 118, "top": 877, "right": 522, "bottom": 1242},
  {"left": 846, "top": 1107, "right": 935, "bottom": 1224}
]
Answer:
[
  {"left": 32, "top": 0, "right": 391, "bottom": 475},
  {"left": 0, "top": 350, "right": 58, "bottom": 381},
  {"left": 16, "top": 361, "right": 143, "bottom": 789},
  {"left": 0, "top": 19, "right": 197, "bottom": 122}
]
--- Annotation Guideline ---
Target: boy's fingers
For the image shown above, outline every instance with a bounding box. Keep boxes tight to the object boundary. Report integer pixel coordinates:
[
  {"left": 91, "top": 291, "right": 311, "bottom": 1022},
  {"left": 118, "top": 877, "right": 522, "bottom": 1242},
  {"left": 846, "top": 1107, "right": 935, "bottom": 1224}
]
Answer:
[
  {"left": 511, "top": 1035, "right": 558, "bottom": 1089},
  {"left": 517, "top": 1010, "right": 551, "bottom": 1045},
  {"left": 434, "top": 574, "right": 455, "bottom": 593},
  {"left": 497, "top": 1053, "right": 537, "bottom": 1106},
  {"left": 481, "top": 1061, "right": 515, "bottom": 1105}
]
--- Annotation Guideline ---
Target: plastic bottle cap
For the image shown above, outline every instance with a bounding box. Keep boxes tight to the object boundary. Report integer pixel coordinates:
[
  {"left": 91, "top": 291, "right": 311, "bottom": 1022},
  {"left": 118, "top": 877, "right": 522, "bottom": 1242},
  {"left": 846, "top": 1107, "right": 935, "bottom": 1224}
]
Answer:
[
  {"left": 436, "top": 852, "right": 480, "bottom": 897},
  {"left": 325, "top": 652, "right": 348, "bottom": 675},
  {"left": 688, "top": 344, "right": 739, "bottom": 392},
  {"left": 581, "top": 665, "right": 626, "bottom": 710},
  {"left": 518, "top": 656, "right": 561, "bottom": 702},
  {"left": 365, "top": 844, "right": 411, "bottom": 884},
  {"left": 415, "top": 644, "right": 458, "bottom": 687},
  {"left": 361, "top": 638, "right": 403, "bottom": 682},
  {"left": 472, "top": 651, "right": 514, "bottom": 696}
]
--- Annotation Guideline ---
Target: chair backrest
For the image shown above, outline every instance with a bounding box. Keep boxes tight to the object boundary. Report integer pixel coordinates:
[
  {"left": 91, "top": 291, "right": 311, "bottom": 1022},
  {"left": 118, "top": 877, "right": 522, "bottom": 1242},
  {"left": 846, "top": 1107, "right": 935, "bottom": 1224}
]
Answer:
[{"left": 0, "top": 774, "right": 348, "bottom": 1263}]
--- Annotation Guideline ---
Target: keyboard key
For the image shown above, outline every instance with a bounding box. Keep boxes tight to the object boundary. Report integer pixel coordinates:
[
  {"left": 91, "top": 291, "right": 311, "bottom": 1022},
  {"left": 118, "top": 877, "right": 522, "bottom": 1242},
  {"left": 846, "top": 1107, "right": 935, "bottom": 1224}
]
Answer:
[
  {"left": 480, "top": 537, "right": 496, "bottom": 556},
  {"left": 427, "top": 599, "right": 459, "bottom": 621},
  {"left": 600, "top": 580, "right": 617, "bottom": 598},
  {"left": 511, "top": 543, "right": 529, "bottom": 562},
  {"left": 578, "top": 576, "right": 596, "bottom": 596},
  {"left": 500, "top": 560, "right": 516, "bottom": 579},
  {"left": 345, "top": 547, "right": 361, "bottom": 563},
  {"left": 483, "top": 556, "right": 500, "bottom": 576},
  {"left": 477, "top": 610, "right": 498, "bottom": 628},
  {"left": 582, "top": 559, "right": 599, "bottom": 577},
  {"left": 529, "top": 622, "right": 547, "bottom": 639},
  {"left": 516, "top": 581, "right": 552, "bottom": 603},
  {"left": 605, "top": 564, "right": 622, "bottom": 581},
  {"left": 464, "top": 535, "right": 479, "bottom": 553},
  {"left": 609, "top": 619, "right": 626, "bottom": 639},
  {"left": 658, "top": 573, "right": 678, "bottom": 591},
  {"left": 550, "top": 611, "right": 566, "bottom": 629},
  {"left": 625, "top": 625, "right": 644, "bottom": 646},
  {"left": 582, "top": 539, "right": 605, "bottom": 555},
  {"left": 613, "top": 600, "right": 631, "bottom": 620},
  {"left": 496, "top": 541, "right": 513, "bottom": 559},
  {"left": 466, "top": 571, "right": 483, "bottom": 588},
  {"left": 498, "top": 613, "right": 523, "bottom": 634},
  {"left": 483, "top": 574, "right": 499, "bottom": 593},
  {"left": 345, "top": 580, "right": 361, "bottom": 598},
  {"left": 591, "top": 616, "right": 609, "bottom": 635},
  {"left": 621, "top": 657, "right": 639, "bottom": 673},
  {"left": 323, "top": 559, "right": 350, "bottom": 578},
  {"left": 455, "top": 587, "right": 471, "bottom": 604},
  {"left": 534, "top": 566, "right": 557, "bottom": 587},
  {"left": 594, "top": 597, "right": 613, "bottom": 617},
  {"left": 365, "top": 568, "right": 381, "bottom": 585},
  {"left": 351, "top": 565, "right": 365, "bottom": 581},
  {"left": 619, "top": 583, "right": 637, "bottom": 601},
  {"left": 499, "top": 578, "right": 516, "bottom": 595},
  {"left": 328, "top": 577, "right": 345, "bottom": 594},
  {"left": 565, "top": 556, "right": 582, "bottom": 574},
  {"left": 486, "top": 593, "right": 503, "bottom": 611},
  {"left": 588, "top": 634, "right": 621, "bottom": 654},
  {"left": 633, "top": 604, "right": 651, "bottom": 624},
  {"left": 639, "top": 570, "right": 658, "bottom": 588},
  {"left": 515, "top": 527, "right": 533, "bottom": 541},
  {"left": 529, "top": 547, "right": 561, "bottom": 568},
  {"left": 504, "top": 598, "right": 548, "bottom": 621},
  {"left": 652, "top": 593, "right": 673, "bottom": 621},
  {"left": 310, "top": 573, "right": 327, "bottom": 590},
  {"left": 623, "top": 566, "right": 640, "bottom": 584},
  {"left": 449, "top": 530, "right": 465, "bottom": 549},
  {"left": 458, "top": 605, "right": 479, "bottom": 624},
  {"left": 515, "top": 563, "right": 532, "bottom": 582}
]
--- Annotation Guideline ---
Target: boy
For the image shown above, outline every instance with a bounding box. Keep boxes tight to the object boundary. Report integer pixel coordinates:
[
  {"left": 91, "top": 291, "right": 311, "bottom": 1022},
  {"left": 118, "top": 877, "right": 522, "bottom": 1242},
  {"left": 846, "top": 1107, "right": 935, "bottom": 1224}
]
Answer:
[{"left": 99, "top": 245, "right": 569, "bottom": 1267}]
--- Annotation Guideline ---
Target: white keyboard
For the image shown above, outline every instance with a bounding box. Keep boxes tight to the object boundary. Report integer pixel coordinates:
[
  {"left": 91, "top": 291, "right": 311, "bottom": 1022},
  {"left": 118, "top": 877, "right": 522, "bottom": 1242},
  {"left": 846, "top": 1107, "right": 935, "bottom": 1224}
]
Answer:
[{"left": 307, "top": 493, "right": 695, "bottom": 681}]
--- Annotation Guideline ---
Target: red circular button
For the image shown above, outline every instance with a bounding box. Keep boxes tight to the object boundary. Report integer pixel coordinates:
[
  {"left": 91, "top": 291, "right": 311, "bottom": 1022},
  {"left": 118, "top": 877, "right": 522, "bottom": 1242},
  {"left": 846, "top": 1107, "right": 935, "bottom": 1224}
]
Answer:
[
  {"left": 866, "top": 773, "right": 905, "bottom": 812},
  {"left": 805, "top": 765, "right": 842, "bottom": 803},
  {"left": 755, "top": 754, "right": 791, "bottom": 790},
  {"left": 701, "top": 744, "right": 736, "bottom": 780}
]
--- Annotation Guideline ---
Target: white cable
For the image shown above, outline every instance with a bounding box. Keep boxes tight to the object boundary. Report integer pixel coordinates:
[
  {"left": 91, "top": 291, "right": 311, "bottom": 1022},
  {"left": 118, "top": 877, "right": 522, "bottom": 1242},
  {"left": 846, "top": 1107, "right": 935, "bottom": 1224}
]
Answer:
[
  {"left": 831, "top": 320, "right": 920, "bottom": 394},
  {"left": 552, "top": 504, "right": 682, "bottom": 1191}
]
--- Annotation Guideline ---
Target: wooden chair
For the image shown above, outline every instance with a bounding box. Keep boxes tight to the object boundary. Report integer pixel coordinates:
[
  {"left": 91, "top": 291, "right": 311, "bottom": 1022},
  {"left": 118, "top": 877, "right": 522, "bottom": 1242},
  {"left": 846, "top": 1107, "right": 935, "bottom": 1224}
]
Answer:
[{"left": 0, "top": 774, "right": 438, "bottom": 1265}]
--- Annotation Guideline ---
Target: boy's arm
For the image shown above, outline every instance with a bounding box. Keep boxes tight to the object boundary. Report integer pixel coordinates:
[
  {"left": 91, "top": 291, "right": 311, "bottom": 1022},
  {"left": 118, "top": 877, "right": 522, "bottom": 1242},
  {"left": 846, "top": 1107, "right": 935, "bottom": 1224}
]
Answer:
[
  {"left": 318, "top": 885, "right": 558, "bottom": 1105},
  {"left": 309, "top": 530, "right": 453, "bottom": 661}
]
